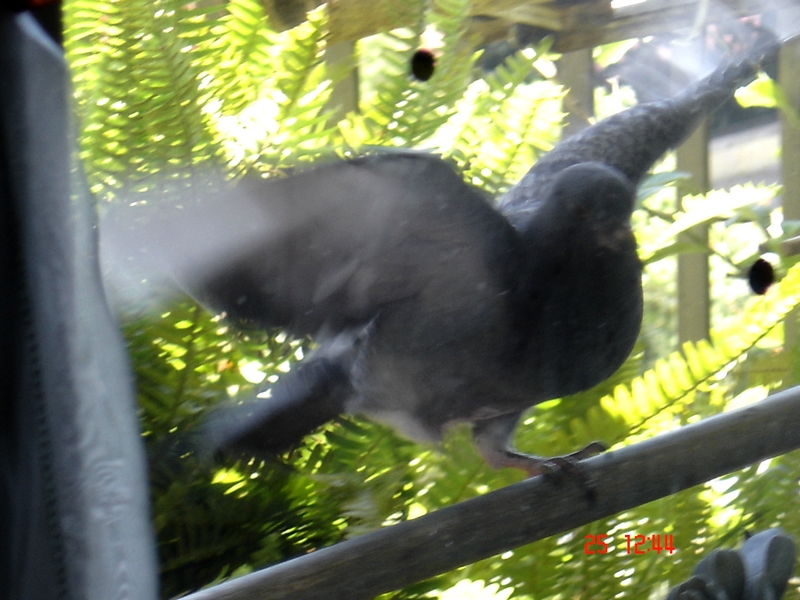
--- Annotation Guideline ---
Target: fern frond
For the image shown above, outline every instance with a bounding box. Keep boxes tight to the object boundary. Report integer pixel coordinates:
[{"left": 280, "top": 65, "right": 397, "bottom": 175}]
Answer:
[
  {"left": 203, "top": 0, "right": 278, "bottom": 114},
  {"left": 603, "top": 261, "right": 800, "bottom": 440},
  {"left": 66, "top": 0, "right": 226, "bottom": 197},
  {"left": 258, "top": 7, "right": 336, "bottom": 168},
  {"left": 211, "top": 6, "right": 335, "bottom": 173},
  {"left": 357, "top": 0, "right": 474, "bottom": 148},
  {"left": 464, "top": 78, "right": 564, "bottom": 195},
  {"left": 641, "top": 184, "right": 780, "bottom": 263},
  {"left": 436, "top": 49, "right": 546, "bottom": 164},
  {"left": 425, "top": 46, "right": 563, "bottom": 195},
  {"left": 273, "top": 7, "right": 328, "bottom": 112}
]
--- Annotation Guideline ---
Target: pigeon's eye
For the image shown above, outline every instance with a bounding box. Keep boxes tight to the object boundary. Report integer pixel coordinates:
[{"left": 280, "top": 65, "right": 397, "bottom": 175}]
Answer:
[{"left": 570, "top": 202, "right": 589, "bottom": 220}]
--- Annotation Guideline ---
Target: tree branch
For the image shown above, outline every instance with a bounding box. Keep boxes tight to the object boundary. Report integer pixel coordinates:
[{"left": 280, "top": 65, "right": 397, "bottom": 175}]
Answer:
[{"left": 184, "top": 384, "right": 800, "bottom": 600}]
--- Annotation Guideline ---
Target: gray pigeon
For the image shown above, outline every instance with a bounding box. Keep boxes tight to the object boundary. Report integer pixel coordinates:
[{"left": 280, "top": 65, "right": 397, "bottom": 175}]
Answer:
[{"left": 102, "top": 44, "right": 774, "bottom": 476}]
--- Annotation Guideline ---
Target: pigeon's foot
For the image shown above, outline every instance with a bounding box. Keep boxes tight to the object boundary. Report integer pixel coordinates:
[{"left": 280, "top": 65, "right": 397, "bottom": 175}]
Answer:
[
  {"left": 471, "top": 414, "right": 606, "bottom": 498},
  {"left": 477, "top": 440, "right": 607, "bottom": 502},
  {"left": 478, "top": 441, "right": 606, "bottom": 478}
]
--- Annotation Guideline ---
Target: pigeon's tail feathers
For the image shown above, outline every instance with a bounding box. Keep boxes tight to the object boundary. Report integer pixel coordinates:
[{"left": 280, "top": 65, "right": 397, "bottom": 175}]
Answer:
[
  {"left": 680, "top": 40, "right": 777, "bottom": 116},
  {"left": 500, "top": 43, "right": 775, "bottom": 218},
  {"left": 202, "top": 357, "right": 353, "bottom": 460}
]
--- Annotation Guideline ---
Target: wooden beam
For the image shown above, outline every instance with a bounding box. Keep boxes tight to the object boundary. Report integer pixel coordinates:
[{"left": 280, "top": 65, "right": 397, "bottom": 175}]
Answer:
[
  {"left": 182, "top": 384, "right": 800, "bottom": 600},
  {"left": 676, "top": 119, "right": 711, "bottom": 344},
  {"left": 261, "top": 0, "right": 321, "bottom": 30},
  {"left": 780, "top": 35, "right": 800, "bottom": 348},
  {"left": 260, "top": 1, "right": 800, "bottom": 52},
  {"left": 486, "top": 0, "right": 800, "bottom": 53},
  {"left": 327, "top": 0, "right": 423, "bottom": 44},
  {"left": 260, "top": 0, "right": 800, "bottom": 52},
  {"left": 473, "top": 0, "right": 612, "bottom": 33},
  {"left": 557, "top": 47, "right": 595, "bottom": 137}
]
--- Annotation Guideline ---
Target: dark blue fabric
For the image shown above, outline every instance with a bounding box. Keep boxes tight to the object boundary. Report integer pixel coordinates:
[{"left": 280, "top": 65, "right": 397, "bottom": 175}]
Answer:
[{"left": 0, "top": 13, "right": 157, "bottom": 600}]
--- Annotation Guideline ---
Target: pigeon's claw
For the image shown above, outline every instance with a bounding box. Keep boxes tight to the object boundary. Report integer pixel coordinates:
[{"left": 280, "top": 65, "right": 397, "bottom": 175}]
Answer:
[
  {"left": 538, "top": 444, "right": 606, "bottom": 502},
  {"left": 538, "top": 448, "right": 605, "bottom": 502},
  {"left": 524, "top": 441, "right": 607, "bottom": 478},
  {"left": 476, "top": 440, "right": 606, "bottom": 477},
  {"left": 561, "top": 441, "right": 608, "bottom": 463},
  {"left": 474, "top": 432, "right": 606, "bottom": 501}
]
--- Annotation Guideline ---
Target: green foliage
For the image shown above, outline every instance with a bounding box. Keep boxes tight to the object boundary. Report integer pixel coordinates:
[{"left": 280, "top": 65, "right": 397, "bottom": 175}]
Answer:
[
  {"left": 440, "top": 46, "right": 563, "bottom": 196},
  {"left": 63, "top": 2, "right": 800, "bottom": 599},
  {"left": 603, "top": 259, "right": 800, "bottom": 441},
  {"left": 736, "top": 71, "right": 800, "bottom": 128},
  {"left": 352, "top": 0, "right": 473, "bottom": 148},
  {"left": 65, "top": 0, "right": 227, "bottom": 196},
  {"left": 206, "top": 2, "right": 337, "bottom": 172}
]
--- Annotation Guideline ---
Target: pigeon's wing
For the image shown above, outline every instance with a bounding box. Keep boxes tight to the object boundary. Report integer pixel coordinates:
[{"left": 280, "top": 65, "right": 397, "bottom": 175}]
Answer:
[
  {"left": 101, "top": 152, "right": 526, "bottom": 337},
  {"left": 500, "top": 43, "right": 776, "bottom": 224},
  {"left": 102, "top": 152, "right": 528, "bottom": 458},
  {"left": 202, "top": 356, "right": 354, "bottom": 458}
]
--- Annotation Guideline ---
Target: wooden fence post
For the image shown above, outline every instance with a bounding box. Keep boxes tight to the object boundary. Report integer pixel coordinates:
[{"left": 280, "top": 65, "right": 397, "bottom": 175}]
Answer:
[{"left": 781, "top": 35, "right": 800, "bottom": 349}]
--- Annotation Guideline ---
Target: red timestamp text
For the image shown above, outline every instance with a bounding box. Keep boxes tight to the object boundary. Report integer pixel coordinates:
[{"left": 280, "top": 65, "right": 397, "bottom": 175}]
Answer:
[{"left": 584, "top": 534, "right": 676, "bottom": 555}]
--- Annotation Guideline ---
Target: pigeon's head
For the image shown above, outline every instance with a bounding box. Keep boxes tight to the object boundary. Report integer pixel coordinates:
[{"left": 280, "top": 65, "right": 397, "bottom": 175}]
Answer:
[{"left": 549, "top": 162, "right": 635, "bottom": 227}]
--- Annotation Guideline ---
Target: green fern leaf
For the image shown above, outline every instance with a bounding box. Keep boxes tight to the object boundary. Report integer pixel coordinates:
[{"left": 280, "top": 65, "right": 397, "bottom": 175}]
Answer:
[
  {"left": 357, "top": 0, "right": 474, "bottom": 148},
  {"left": 641, "top": 184, "right": 780, "bottom": 263},
  {"left": 603, "top": 261, "right": 800, "bottom": 439}
]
